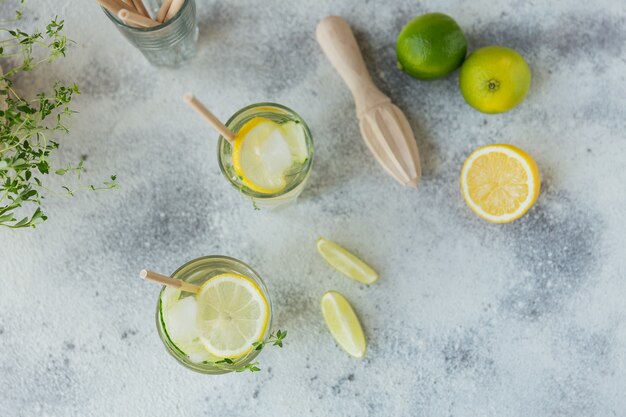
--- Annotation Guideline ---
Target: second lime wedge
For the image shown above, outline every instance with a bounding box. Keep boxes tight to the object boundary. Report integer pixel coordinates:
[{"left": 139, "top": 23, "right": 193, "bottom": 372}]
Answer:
[
  {"left": 321, "top": 291, "right": 366, "bottom": 358},
  {"left": 316, "top": 238, "right": 379, "bottom": 284}
]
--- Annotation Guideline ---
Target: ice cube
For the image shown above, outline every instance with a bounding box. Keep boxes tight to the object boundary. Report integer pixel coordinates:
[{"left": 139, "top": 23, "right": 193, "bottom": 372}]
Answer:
[
  {"left": 281, "top": 121, "right": 308, "bottom": 163},
  {"left": 160, "top": 287, "right": 182, "bottom": 311},
  {"left": 163, "top": 296, "right": 198, "bottom": 344},
  {"left": 260, "top": 128, "right": 294, "bottom": 175}
]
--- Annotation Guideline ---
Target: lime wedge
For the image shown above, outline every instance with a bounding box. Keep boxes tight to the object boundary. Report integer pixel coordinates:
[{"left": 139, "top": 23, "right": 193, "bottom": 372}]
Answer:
[
  {"left": 316, "top": 238, "right": 379, "bottom": 284},
  {"left": 321, "top": 291, "right": 366, "bottom": 358}
]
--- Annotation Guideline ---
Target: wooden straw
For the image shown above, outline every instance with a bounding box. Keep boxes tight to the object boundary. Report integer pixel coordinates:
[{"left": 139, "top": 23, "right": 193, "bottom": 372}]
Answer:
[
  {"left": 156, "top": 0, "right": 173, "bottom": 23},
  {"left": 97, "top": 0, "right": 127, "bottom": 15},
  {"left": 139, "top": 270, "right": 200, "bottom": 294},
  {"left": 117, "top": 9, "right": 159, "bottom": 28},
  {"left": 164, "top": 0, "right": 184, "bottom": 21},
  {"left": 131, "top": 0, "right": 151, "bottom": 17},
  {"left": 183, "top": 93, "right": 236, "bottom": 143},
  {"left": 120, "top": 0, "right": 138, "bottom": 12}
]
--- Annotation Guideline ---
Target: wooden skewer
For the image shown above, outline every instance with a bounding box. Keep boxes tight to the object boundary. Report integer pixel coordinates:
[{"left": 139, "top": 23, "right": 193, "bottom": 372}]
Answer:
[
  {"left": 183, "top": 93, "right": 236, "bottom": 144},
  {"left": 120, "top": 0, "right": 138, "bottom": 12},
  {"left": 97, "top": 0, "right": 127, "bottom": 15},
  {"left": 156, "top": 0, "right": 173, "bottom": 23},
  {"left": 164, "top": 0, "right": 185, "bottom": 21},
  {"left": 131, "top": 0, "right": 151, "bottom": 18},
  {"left": 118, "top": 9, "right": 159, "bottom": 28},
  {"left": 139, "top": 270, "right": 200, "bottom": 294}
]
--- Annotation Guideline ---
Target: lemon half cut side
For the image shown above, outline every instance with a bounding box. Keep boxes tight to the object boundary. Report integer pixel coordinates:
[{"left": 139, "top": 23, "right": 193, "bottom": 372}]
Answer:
[{"left": 461, "top": 144, "right": 540, "bottom": 223}]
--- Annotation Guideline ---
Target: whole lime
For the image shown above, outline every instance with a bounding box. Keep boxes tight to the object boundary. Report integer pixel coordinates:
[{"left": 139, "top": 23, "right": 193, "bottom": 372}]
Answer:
[
  {"left": 396, "top": 13, "right": 467, "bottom": 79},
  {"left": 459, "top": 46, "right": 531, "bottom": 113}
]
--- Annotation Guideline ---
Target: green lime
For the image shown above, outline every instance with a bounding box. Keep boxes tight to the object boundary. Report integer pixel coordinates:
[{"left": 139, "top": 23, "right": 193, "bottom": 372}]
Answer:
[
  {"left": 459, "top": 46, "right": 531, "bottom": 113},
  {"left": 396, "top": 13, "right": 467, "bottom": 79}
]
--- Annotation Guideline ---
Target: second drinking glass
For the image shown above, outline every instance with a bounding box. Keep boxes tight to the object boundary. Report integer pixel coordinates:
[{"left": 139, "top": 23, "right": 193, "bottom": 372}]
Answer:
[
  {"left": 217, "top": 103, "right": 314, "bottom": 208},
  {"left": 157, "top": 255, "right": 273, "bottom": 374}
]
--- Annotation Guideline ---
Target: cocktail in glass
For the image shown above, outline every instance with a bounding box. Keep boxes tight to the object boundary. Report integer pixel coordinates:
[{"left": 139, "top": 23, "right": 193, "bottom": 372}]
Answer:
[
  {"left": 217, "top": 103, "right": 314, "bottom": 208},
  {"left": 156, "top": 255, "right": 272, "bottom": 374}
]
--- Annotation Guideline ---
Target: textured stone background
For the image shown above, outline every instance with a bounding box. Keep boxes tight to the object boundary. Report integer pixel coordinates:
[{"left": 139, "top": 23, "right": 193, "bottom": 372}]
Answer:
[{"left": 1, "top": 0, "right": 626, "bottom": 416}]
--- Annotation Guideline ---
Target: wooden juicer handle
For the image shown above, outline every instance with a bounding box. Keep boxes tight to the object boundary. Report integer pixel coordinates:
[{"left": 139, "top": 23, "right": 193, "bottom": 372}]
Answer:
[{"left": 316, "top": 16, "right": 390, "bottom": 118}]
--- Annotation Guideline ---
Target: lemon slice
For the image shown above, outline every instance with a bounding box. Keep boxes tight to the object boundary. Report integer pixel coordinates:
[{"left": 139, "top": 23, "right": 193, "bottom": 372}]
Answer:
[
  {"left": 321, "top": 291, "right": 366, "bottom": 358},
  {"left": 196, "top": 273, "right": 270, "bottom": 359},
  {"left": 461, "top": 144, "right": 540, "bottom": 223},
  {"left": 232, "top": 117, "right": 307, "bottom": 194},
  {"left": 317, "top": 238, "right": 379, "bottom": 284}
]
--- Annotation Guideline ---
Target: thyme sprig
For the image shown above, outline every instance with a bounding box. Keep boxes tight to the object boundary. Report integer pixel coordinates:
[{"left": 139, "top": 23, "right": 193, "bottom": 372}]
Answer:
[
  {"left": 212, "top": 330, "right": 288, "bottom": 373},
  {"left": 0, "top": 2, "right": 117, "bottom": 228}
]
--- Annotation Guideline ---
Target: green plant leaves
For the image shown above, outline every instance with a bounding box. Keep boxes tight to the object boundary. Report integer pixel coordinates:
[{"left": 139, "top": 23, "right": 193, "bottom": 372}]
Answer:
[{"left": 0, "top": 6, "right": 115, "bottom": 229}]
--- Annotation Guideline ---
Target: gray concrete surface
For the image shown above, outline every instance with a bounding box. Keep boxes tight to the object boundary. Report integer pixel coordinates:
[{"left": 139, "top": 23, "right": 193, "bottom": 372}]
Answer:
[{"left": 1, "top": 0, "right": 626, "bottom": 416}]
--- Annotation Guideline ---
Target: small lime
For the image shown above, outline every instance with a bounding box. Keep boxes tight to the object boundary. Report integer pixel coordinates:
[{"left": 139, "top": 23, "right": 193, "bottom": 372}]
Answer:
[
  {"left": 459, "top": 46, "right": 531, "bottom": 113},
  {"left": 396, "top": 13, "right": 467, "bottom": 79}
]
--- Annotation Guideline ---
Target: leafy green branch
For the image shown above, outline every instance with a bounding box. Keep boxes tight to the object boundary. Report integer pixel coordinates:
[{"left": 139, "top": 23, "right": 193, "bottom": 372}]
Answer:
[
  {"left": 0, "top": 2, "right": 117, "bottom": 229},
  {"left": 211, "top": 330, "right": 288, "bottom": 373}
]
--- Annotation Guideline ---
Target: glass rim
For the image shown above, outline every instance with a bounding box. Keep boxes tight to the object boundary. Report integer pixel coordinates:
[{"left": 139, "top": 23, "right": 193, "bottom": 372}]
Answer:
[
  {"left": 217, "top": 102, "right": 314, "bottom": 199},
  {"left": 155, "top": 255, "right": 273, "bottom": 374},
  {"left": 101, "top": 0, "right": 189, "bottom": 32}
]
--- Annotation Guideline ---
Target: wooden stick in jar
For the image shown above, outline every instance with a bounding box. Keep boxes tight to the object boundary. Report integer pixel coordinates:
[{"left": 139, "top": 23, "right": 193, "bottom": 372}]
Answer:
[
  {"left": 156, "top": 0, "right": 173, "bottom": 23},
  {"left": 117, "top": 9, "right": 159, "bottom": 28},
  {"left": 164, "top": 0, "right": 184, "bottom": 21},
  {"left": 120, "top": 0, "right": 138, "bottom": 12},
  {"left": 131, "top": 0, "right": 151, "bottom": 18},
  {"left": 97, "top": 0, "right": 127, "bottom": 15}
]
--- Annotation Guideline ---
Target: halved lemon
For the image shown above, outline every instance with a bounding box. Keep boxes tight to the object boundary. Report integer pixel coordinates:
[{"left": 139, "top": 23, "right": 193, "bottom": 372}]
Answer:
[
  {"left": 196, "top": 273, "right": 270, "bottom": 359},
  {"left": 321, "top": 291, "right": 366, "bottom": 358},
  {"left": 460, "top": 144, "right": 540, "bottom": 223},
  {"left": 317, "top": 238, "right": 378, "bottom": 284},
  {"left": 232, "top": 117, "right": 307, "bottom": 194}
]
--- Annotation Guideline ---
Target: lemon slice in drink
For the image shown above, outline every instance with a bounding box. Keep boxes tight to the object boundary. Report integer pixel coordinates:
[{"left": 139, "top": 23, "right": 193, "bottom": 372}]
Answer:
[
  {"left": 196, "top": 273, "right": 270, "bottom": 359},
  {"left": 321, "top": 291, "right": 366, "bottom": 358},
  {"left": 460, "top": 144, "right": 540, "bottom": 223},
  {"left": 232, "top": 117, "right": 307, "bottom": 194},
  {"left": 317, "top": 238, "right": 379, "bottom": 284}
]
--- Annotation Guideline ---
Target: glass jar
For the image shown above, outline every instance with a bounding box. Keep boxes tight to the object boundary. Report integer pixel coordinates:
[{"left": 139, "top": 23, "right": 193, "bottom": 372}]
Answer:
[
  {"left": 156, "top": 255, "right": 273, "bottom": 374},
  {"left": 103, "top": 0, "right": 198, "bottom": 68},
  {"left": 218, "top": 103, "right": 314, "bottom": 209}
]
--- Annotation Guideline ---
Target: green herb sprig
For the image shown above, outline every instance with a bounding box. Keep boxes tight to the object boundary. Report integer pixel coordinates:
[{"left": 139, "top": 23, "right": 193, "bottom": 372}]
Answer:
[
  {"left": 212, "top": 330, "right": 288, "bottom": 373},
  {"left": 0, "top": 3, "right": 117, "bottom": 229}
]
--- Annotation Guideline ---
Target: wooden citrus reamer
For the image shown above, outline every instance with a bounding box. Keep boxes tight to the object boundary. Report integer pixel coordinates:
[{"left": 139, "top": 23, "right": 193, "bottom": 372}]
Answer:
[{"left": 316, "top": 16, "right": 422, "bottom": 188}]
